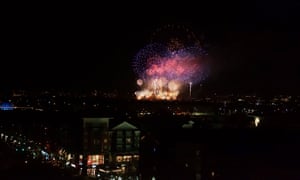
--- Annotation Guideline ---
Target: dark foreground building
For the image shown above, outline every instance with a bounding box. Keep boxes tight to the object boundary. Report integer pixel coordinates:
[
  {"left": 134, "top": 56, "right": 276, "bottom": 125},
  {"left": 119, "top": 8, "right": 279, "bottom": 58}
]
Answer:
[{"left": 82, "top": 117, "right": 140, "bottom": 178}]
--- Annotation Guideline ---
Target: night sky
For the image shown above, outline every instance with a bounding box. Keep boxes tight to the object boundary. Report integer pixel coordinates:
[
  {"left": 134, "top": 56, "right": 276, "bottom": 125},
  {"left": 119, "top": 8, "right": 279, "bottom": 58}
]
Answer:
[{"left": 2, "top": 2, "right": 300, "bottom": 95}]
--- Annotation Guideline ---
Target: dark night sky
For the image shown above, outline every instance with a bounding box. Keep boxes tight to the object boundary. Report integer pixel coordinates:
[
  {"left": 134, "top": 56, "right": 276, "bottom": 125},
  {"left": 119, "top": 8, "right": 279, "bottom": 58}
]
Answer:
[{"left": 2, "top": 1, "right": 300, "bottom": 95}]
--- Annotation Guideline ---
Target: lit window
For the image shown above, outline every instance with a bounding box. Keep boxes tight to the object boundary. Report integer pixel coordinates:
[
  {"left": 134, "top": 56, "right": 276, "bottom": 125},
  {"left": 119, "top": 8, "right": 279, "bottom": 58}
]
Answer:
[
  {"left": 133, "top": 155, "right": 139, "bottom": 160},
  {"left": 87, "top": 155, "right": 104, "bottom": 166},
  {"left": 123, "top": 155, "right": 132, "bottom": 162},
  {"left": 116, "top": 156, "right": 122, "bottom": 162}
]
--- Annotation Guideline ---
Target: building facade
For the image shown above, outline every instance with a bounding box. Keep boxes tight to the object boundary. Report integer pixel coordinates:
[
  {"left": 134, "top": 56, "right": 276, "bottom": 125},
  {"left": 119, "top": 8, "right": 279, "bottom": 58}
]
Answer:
[{"left": 82, "top": 117, "right": 140, "bottom": 178}]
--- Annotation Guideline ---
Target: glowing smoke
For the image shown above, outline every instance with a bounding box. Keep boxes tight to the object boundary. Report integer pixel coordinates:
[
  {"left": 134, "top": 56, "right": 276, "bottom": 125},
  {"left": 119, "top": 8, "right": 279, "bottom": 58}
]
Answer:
[{"left": 133, "top": 26, "right": 208, "bottom": 100}]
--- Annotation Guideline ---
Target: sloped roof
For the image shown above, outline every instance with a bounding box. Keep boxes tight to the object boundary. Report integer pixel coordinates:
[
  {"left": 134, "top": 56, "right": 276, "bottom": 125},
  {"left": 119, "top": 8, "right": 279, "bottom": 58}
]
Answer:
[{"left": 111, "top": 121, "right": 138, "bottom": 130}]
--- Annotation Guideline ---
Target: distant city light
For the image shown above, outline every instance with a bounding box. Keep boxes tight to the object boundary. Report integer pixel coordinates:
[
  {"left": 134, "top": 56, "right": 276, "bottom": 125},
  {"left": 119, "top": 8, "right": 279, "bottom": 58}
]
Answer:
[
  {"left": 0, "top": 102, "right": 14, "bottom": 111},
  {"left": 254, "top": 117, "right": 260, "bottom": 127}
]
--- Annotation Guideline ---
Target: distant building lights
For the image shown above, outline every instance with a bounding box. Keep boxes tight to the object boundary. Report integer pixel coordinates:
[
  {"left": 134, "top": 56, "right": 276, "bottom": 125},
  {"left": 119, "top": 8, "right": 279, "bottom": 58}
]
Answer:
[
  {"left": 254, "top": 117, "right": 260, "bottom": 127},
  {"left": 0, "top": 102, "right": 14, "bottom": 111}
]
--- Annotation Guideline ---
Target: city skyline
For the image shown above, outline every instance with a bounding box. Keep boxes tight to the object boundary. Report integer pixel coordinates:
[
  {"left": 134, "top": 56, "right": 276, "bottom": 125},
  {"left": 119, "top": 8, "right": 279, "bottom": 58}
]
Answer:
[
  {"left": 2, "top": 2, "right": 300, "bottom": 95},
  {"left": 1, "top": 2, "right": 300, "bottom": 179}
]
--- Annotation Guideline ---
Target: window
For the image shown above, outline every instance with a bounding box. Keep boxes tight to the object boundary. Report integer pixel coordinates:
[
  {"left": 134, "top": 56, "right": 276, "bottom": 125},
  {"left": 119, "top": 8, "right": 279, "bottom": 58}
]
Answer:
[
  {"left": 126, "top": 144, "right": 131, "bottom": 151},
  {"left": 116, "top": 131, "right": 123, "bottom": 137},
  {"left": 116, "top": 145, "right": 122, "bottom": 151},
  {"left": 126, "top": 131, "right": 132, "bottom": 137},
  {"left": 93, "top": 139, "right": 100, "bottom": 145},
  {"left": 116, "top": 156, "right": 122, "bottom": 162},
  {"left": 134, "top": 131, "right": 140, "bottom": 136},
  {"left": 116, "top": 155, "right": 133, "bottom": 162},
  {"left": 87, "top": 155, "right": 104, "bottom": 166},
  {"left": 116, "top": 138, "right": 123, "bottom": 144},
  {"left": 123, "top": 155, "right": 132, "bottom": 162}
]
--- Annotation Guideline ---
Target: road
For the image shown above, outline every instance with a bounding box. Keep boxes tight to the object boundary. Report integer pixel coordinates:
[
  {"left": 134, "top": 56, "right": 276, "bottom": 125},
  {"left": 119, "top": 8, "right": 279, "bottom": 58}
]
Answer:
[{"left": 0, "top": 142, "right": 92, "bottom": 180}]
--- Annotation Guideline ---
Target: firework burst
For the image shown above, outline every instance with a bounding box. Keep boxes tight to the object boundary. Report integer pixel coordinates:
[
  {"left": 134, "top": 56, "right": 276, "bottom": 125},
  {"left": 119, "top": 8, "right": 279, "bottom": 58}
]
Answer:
[{"left": 133, "top": 25, "right": 208, "bottom": 100}]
